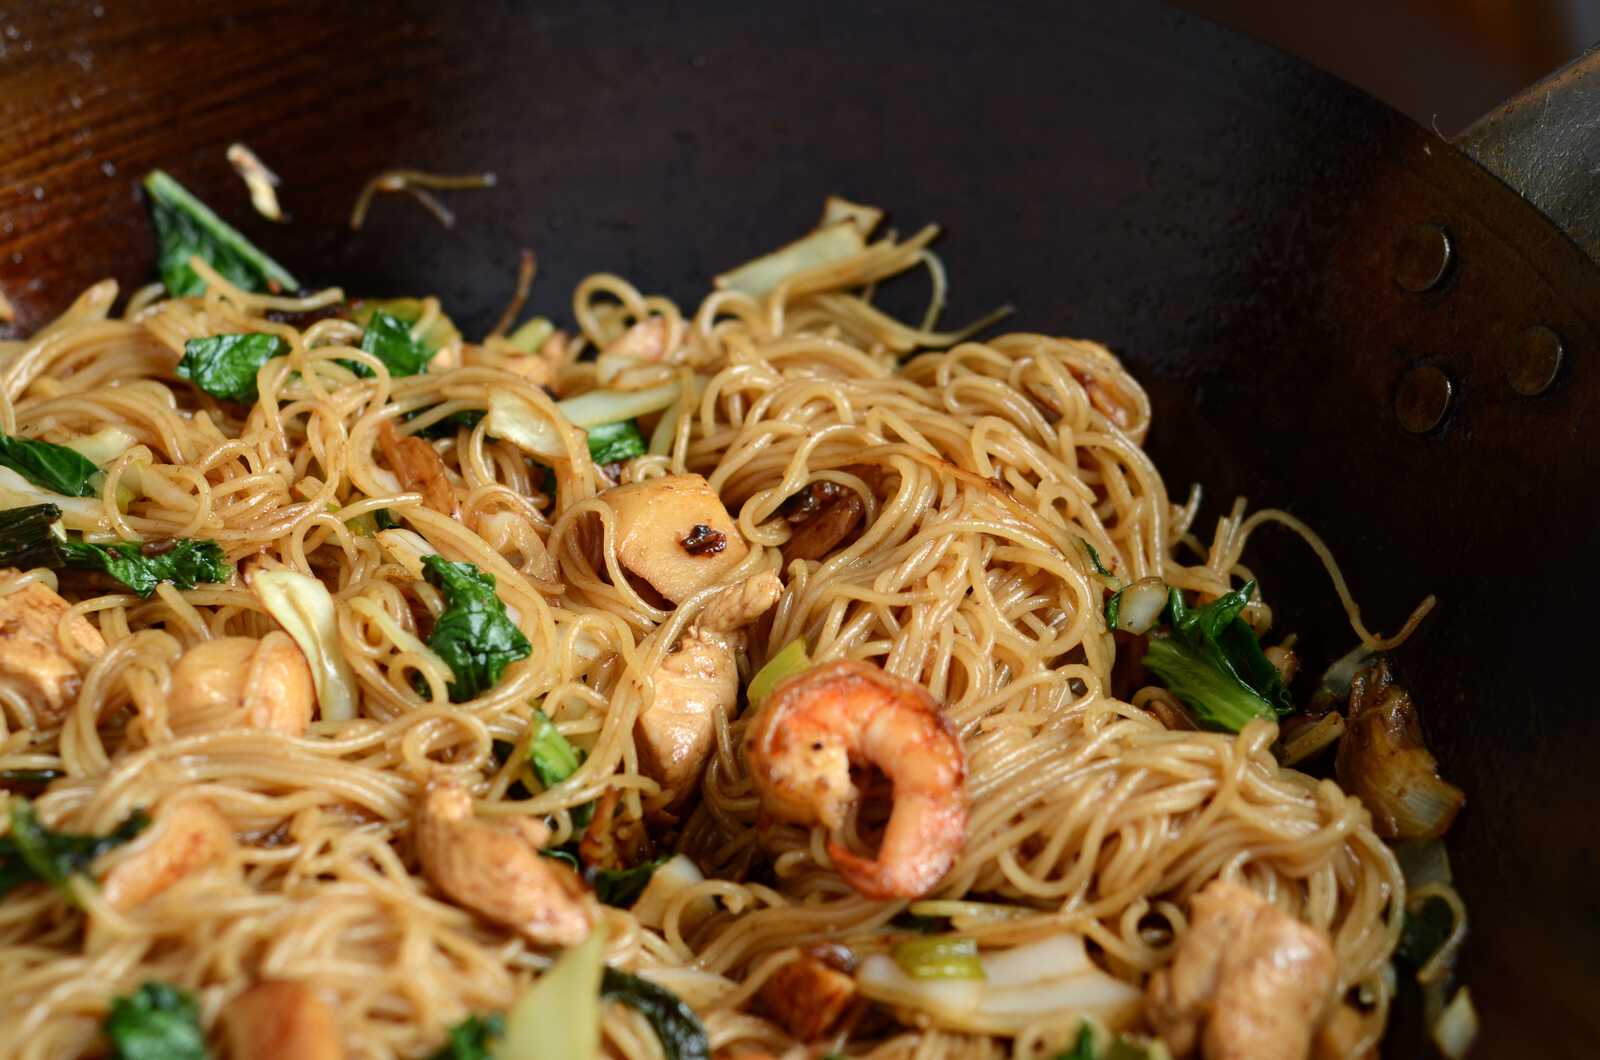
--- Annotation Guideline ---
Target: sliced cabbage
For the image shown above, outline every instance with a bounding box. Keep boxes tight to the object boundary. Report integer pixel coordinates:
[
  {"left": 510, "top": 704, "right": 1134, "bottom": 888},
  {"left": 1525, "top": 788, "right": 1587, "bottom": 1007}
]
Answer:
[
  {"left": 714, "top": 223, "right": 867, "bottom": 297},
  {"left": 819, "top": 196, "right": 884, "bottom": 236},
  {"left": 630, "top": 853, "right": 716, "bottom": 935},
  {"left": 497, "top": 924, "right": 605, "bottom": 1060},
  {"left": 375, "top": 527, "right": 438, "bottom": 580},
  {"left": 746, "top": 639, "right": 811, "bottom": 713},
  {"left": 1431, "top": 986, "right": 1478, "bottom": 1060},
  {"left": 252, "top": 570, "right": 358, "bottom": 722},
  {"left": 0, "top": 467, "right": 107, "bottom": 532},
  {"left": 60, "top": 426, "right": 138, "bottom": 467},
  {"left": 487, "top": 384, "right": 679, "bottom": 462},
  {"left": 506, "top": 316, "right": 554, "bottom": 355}
]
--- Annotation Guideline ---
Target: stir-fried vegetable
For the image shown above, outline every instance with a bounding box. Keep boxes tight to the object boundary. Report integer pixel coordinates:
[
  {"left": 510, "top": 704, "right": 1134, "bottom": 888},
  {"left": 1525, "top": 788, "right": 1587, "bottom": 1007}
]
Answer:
[
  {"left": 506, "top": 316, "right": 553, "bottom": 354},
  {"left": 746, "top": 639, "right": 812, "bottom": 713},
  {"left": 0, "top": 503, "right": 230, "bottom": 597},
  {"left": 349, "top": 298, "right": 462, "bottom": 354},
  {"left": 427, "top": 1014, "right": 503, "bottom": 1060},
  {"left": 1431, "top": 986, "right": 1478, "bottom": 1060},
  {"left": 355, "top": 309, "right": 434, "bottom": 378},
  {"left": 1106, "top": 577, "right": 1168, "bottom": 636},
  {"left": 421, "top": 556, "right": 531, "bottom": 702},
  {"left": 487, "top": 384, "right": 680, "bottom": 462},
  {"left": 0, "top": 799, "right": 148, "bottom": 899},
  {"left": 715, "top": 222, "right": 868, "bottom": 297},
  {"left": 498, "top": 925, "right": 606, "bottom": 1060},
  {"left": 143, "top": 169, "right": 299, "bottom": 298},
  {"left": 1140, "top": 582, "right": 1292, "bottom": 731},
  {"left": 526, "top": 710, "right": 583, "bottom": 790},
  {"left": 585, "top": 420, "right": 648, "bottom": 466},
  {"left": 177, "top": 333, "right": 288, "bottom": 401},
  {"left": 892, "top": 936, "right": 986, "bottom": 980},
  {"left": 593, "top": 856, "right": 669, "bottom": 909},
  {"left": 408, "top": 408, "right": 485, "bottom": 440},
  {"left": 104, "top": 981, "right": 207, "bottom": 1060},
  {"left": 0, "top": 431, "right": 102, "bottom": 497},
  {"left": 252, "top": 569, "right": 358, "bottom": 722},
  {"left": 600, "top": 967, "right": 710, "bottom": 1060},
  {"left": 1055, "top": 1024, "right": 1099, "bottom": 1060},
  {"left": 629, "top": 853, "right": 716, "bottom": 931},
  {"left": 1334, "top": 659, "right": 1463, "bottom": 839}
]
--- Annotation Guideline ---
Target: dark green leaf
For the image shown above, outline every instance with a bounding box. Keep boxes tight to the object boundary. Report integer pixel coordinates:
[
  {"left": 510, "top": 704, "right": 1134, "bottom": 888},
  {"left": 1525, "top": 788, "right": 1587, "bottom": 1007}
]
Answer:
[
  {"left": 0, "top": 768, "right": 65, "bottom": 785},
  {"left": 1396, "top": 895, "right": 1456, "bottom": 967},
  {"left": 406, "top": 408, "right": 485, "bottom": 440},
  {"left": 59, "top": 538, "right": 231, "bottom": 599},
  {"left": 0, "top": 432, "right": 101, "bottom": 497},
  {"left": 0, "top": 800, "right": 148, "bottom": 899},
  {"left": 1053, "top": 1022, "right": 1098, "bottom": 1060},
  {"left": 0, "top": 503, "right": 66, "bottom": 569},
  {"left": 104, "top": 981, "right": 207, "bottom": 1060},
  {"left": 374, "top": 508, "right": 400, "bottom": 531},
  {"left": 888, "top": 911, "right": 946, "bottom": 934},
  {"left": 586, "top": 420, "right": 647, "bottom": 466},
  {"left": 426, "top": 1013, "right": 503, "bottom": 1060},
  {"left": 176, "top": 333, "right": 288, "bottom": 401},
  {"left": 421, "top": 556, "right": 531, "bottom": 701},
  {"left": 525, "top": 711, "right": 593, "bottom": 828},
  {"left": 1104, "top": 587, "right": 1124, "bottom": 632},
  {"left": 601, "top": 967, "right": 710, "bottom": 1060},
  {"left": 353, "top": 310, "right": 433, "bottom": 379},
  {"left": 540, "top": 846, "right": 582, "bottom": 871},
  {"left": 143, "top": 170, "right": 298, "bottom": 299},
  {"left": 594, "top": 856, "right": 668, "bottom": 908},
  {"left": 1141, "top": 581, "right": 1292, "bottom": 732}
]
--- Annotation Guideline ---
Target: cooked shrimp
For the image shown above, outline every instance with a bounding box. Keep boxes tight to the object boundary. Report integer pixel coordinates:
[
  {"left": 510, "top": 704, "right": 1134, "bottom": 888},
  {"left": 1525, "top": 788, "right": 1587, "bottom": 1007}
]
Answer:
[
  {"left": 168, "top": 632, "right": 314, "bottom": 736},
  {"left": 745, "top": 659, "right": 966, "bottom": 898},
  {"left": 225, "top": 980, "right": 344, "bottom": 1060},
  {"left": 414, "top": 777, "right": 595, "bottom": 946}
]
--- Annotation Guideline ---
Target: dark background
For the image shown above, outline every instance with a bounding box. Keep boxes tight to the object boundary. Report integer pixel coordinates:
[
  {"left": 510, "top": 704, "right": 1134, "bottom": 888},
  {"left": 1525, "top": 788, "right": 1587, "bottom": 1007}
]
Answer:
[{"left": 1186, "top": 0, "right": 1596, "bottom": 133}]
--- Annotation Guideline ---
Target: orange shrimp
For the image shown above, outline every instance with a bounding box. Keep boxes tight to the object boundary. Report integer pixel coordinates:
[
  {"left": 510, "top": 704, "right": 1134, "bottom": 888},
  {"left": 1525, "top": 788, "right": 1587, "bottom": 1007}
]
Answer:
[{"left": 745, "top": 659, "right": 967, "bottom": 898}]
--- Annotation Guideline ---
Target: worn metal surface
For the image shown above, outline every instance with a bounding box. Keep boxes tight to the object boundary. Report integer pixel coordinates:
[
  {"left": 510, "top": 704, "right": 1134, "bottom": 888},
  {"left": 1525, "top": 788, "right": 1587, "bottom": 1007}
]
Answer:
[
  {"left": 1, "top": 1, "right": 1599, "bottom": 1053},
  {"left": 1458, "top": 46, "right": 1600, "bottom": 261}
]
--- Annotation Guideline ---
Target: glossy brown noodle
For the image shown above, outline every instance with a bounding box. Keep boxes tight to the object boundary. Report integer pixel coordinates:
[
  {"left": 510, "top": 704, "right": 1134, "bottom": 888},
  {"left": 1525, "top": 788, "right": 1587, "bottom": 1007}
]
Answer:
[{"left": 0, "top": 235, "right": 1407, "bottom": 1059}]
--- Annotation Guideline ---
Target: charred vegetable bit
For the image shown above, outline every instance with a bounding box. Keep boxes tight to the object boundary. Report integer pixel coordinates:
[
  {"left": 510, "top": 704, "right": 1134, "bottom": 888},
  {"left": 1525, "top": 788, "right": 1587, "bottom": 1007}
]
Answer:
[
  {"left": 177, "top": 333, "right": 288, "bottom": 401},
  {"left": 420, "top": 556, "right": 531, "bottom": 702},
  {"left": 426, "top": 1013, "right": 503, "bottom": 1060},
  {"left": 679, "top": 523, "right": 727, "bottom": 556},
  {"left": 0, "top": 432, "right": 102, "bottom": 497},
  {"left": 1335, "top": 658, "right": 1464, "bottom": 839},
  {"left": 0, "top": 504, "right": 230, "bottom": 598},
  {"left": 104, "top": 981, "right": 207, "bottom": 1060},
  {"left": 1140, "top": 582, "right": 1292, "bottom": 732},
  {"left": 0, "top": 799, "right": 148, "bottom": 899},
  {"left": 143, "top": 169, "right": 299, "bottom": 299},
  {"left": 601, "top": 967, "right": 710, "bottom": 1060}
]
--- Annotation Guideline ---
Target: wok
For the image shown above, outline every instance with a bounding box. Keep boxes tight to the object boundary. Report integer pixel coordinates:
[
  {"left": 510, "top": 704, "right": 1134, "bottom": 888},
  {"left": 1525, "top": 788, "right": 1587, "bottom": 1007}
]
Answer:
[{"left": 1, "top": 2, "right": 1596, "bottom": 1055}]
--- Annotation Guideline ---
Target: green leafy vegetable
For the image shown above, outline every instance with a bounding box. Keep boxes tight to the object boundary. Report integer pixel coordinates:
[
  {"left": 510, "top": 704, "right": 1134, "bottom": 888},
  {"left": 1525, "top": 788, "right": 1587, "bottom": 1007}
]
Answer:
[
  {"left": 1397, "top": 895, "right": 1457, "bottom": 967},
  {"left": 890, "top": 936, "right": 986, "bottom": 980},
  {"left": 585, "top": 420, "right": 647, "bottom": 466},
  {"left": 525, "top": 709, "right": 592, "bottom": 828},
  {"left": 501, "top": 925, "right": 606, "bottom": 1060},
  {"left": 1054, "top": 1023, "right": 1098, "bottom": 1060},
  {"left": 594, "top": 856, "right": 668, "bottom": 908},
  {"left": 0, "top": 432, "right": 102, "bottom": 497},
  {"left": 353, "top": 310, "right": 433, "bottom": 378},
  {"left": 349, "top": 298, "right": 460, "bottom": 353},
  {"left": 59, "top": 537, "right": 230, "bottom": 598},
  {"left": 104, "top": 981, "right": 207, "bottom": 1060},
  {"left": 0, "top": 799, "right": 149, "bottom": 899},
  {"left": 1140, "top": 582, "right": 1292, "bottom": 732},
  {"left": 426, "top": 1013, "right": 502, "bottom": 1060},
  {"left": 143, "top": 169, "right": 298, "bottom": 299},
  {"left": 0, "top": 767, "right": 66, "bottom": 785},
  {"left": 407, "top": 408, "right": 485, "bottom": 440},
  {"left": 374, "top": 508, "right": 401, "bottom": 531},
  {"left": 176, "top": 333, "right": 288, "bottom": 401},
  {"left": 601, "top": 967, "right": 710, "bottom": 1060},
  {"left": 420, "top": 556, "right": 531, "bottom": 702},
  {"left": 0, "top": 503, "right": 69, "bottom": 569},
  {"left": 746, "top": 639, "right": 811, "bottom": 714},
  {"left": 1104, "top": 587, "right": 1123, "bottom": 632}
]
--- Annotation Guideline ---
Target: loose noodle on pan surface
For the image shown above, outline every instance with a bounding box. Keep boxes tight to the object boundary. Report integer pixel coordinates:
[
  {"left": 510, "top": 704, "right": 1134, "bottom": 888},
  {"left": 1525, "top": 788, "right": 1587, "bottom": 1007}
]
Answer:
[{"left": 0, "top": 204, "right": 1412, "bottom": 1060}]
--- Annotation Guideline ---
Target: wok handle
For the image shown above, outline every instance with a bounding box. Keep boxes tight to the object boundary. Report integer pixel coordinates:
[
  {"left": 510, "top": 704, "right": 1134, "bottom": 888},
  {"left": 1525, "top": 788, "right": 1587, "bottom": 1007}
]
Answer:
[{"left": 1455, "top": 46, "right": 1600, "bottom": 263}]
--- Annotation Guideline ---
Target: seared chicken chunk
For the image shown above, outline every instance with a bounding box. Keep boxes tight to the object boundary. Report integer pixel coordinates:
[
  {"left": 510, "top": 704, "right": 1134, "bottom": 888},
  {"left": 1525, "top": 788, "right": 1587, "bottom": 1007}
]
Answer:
[
  {"left": 100, "top": 797, "right": 235, "bottom": 911},
  {"left": 168, "top": 633, "right": 314, "bottom": 736},
  {"left": 226, "top": 980, "right": 344, "bottom": 1060},
  {"left": 0, "top": 574, "right": 106, "bottom": 726},
  {"left": 597, "top": 474, "right": 749, "bottom": 604},
  {"left": 698, "top": 569, "right": 781, "bottom": 633},
  {"left": 636, "top": 629, "right": 739, "bottom": 805},
  {"left": 1146, "top": 879, "right": 1337, "bottom": 1060},
  {"left": 415, "top": 778, "right": 595, "bottom": 946},
  {"left": 758, "top": 948, "right": 857, "bottom": 1041}
]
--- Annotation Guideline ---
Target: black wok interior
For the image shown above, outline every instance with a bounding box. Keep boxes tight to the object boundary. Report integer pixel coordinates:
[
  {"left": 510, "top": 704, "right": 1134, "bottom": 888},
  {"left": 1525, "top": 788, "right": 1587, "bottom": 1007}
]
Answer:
[{"left": 2, "top": 1, "right": 1598, "bottom": 1054}]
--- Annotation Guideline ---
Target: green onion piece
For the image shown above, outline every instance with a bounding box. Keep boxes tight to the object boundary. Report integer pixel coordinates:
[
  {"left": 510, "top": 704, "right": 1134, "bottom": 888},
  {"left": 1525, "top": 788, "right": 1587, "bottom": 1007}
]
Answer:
[
  {"left": 890, "top": 936, "right": 986, "bottom": 981},
  {"left": 746, "top": 639, "right": 811, "bottom": 713}
]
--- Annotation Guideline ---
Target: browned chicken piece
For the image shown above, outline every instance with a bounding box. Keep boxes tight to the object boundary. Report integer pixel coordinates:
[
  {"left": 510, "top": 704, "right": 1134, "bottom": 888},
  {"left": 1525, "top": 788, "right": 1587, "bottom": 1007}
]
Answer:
[
  {"left": 635, "top": 630, "right": 740, "bottom": 806},
  {"left": 0, "top": 574, "right": 106, "bottom": 726},
  {"left": 578, "top": 787, "right": 653, "bottom": 871},
  {"left": 597, "top": 474, "right": 749, "bottom": 604},
  {"left": 415, "top": 778, "right": 595, "bottom": 945},
  {"left": 100, "top": 798, "right": 236, "bottom": 911},
  {"left": 377, "top": 420, "right": 460, "bottom": 519},
  {"left": 758, "top": 947, "right": 858, "bottom": 1041},
  {"left": 168, "top": 633, "right": 314, "bottom": 736},
  {"left": 602, "top": 316, "right": 675, "bottom": 361},
  {"left": 698, "top": 570, "right": 782, "bottom": 633},
  {"left": 225, "top": 980, "right": 345, "bottom": 1060},
  {"left": 1146, "top": 879, "right": 1337, "bottom": 1060},
  {"left": 781, "top": 485, "right": 865, "bottom": 564}
]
